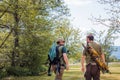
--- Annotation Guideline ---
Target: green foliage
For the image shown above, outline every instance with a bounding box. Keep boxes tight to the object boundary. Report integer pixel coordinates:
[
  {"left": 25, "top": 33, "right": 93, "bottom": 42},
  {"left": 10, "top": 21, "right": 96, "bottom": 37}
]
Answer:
[
  {"left": 18, "top": 31, "right": 52, "bottom": 75},
  {"left": 109, "top": 56, "right": 119, "bottom": 62},
  {"left": 0, "top": 0, "right": 70, "bottom": 77},
  {"left": 0, "top": 68, "right": 7, "bottom": 79},
  {"left": 7, "top": 66, "right": 31, "bottom": 76},
  {"left": 39, "top": 65, "right": 47, "bottom": 72}
]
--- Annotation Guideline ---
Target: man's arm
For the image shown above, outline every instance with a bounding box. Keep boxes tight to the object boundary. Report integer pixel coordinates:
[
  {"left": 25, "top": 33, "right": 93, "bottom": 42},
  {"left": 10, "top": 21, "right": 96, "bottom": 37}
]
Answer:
[
  {"left": 99, "top": 45, "right": 106, "bottom": 63},
  {"left": 81, "top": 55, "right": 86, "bottom": 72},
  {"left": 101, "top": 53, "right": 106, "bottom": 63},
  {"left": 63, "top": 53, "right": 69, "bottom": 70}
]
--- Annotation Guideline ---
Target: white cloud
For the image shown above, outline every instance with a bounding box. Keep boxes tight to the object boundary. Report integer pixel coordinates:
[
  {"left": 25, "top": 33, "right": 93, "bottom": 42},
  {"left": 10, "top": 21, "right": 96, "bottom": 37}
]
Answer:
[{"left": 64, "top": 0, "right": 93, "bottom": 6}]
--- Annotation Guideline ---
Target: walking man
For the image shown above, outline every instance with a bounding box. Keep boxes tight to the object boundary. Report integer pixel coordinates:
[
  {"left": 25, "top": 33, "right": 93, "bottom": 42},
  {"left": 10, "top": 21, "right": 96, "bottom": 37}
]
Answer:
[
  {"left": 81, "top": 34, "right": 106, "bottom": 80},
  {"left": 52, "top": 38, "right": 69, "bottom": 80}
]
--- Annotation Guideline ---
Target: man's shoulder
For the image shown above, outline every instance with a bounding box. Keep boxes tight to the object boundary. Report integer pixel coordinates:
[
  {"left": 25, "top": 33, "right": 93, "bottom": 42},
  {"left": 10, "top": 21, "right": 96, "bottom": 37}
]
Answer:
[
  {"left": 58, "top": 46, "right": 67, "bottom": 53},
  {"left": 58, "top": 45, "right": 65, "bottom": 49},
  {"left": 90, "top": 41, "right": 101, "bottom": 46}
]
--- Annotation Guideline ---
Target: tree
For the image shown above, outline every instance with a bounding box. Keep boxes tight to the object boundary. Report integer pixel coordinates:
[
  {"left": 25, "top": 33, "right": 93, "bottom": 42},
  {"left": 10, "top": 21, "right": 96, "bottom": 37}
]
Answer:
[
  {"left": 96, "top": 0, "right": 120, "bottom": 33},
  {"left": 0, "top": 0, "right": 70, "bottom": 76},
  {"left": 109, "top": 55, "right": 118, "bottom": 62}
]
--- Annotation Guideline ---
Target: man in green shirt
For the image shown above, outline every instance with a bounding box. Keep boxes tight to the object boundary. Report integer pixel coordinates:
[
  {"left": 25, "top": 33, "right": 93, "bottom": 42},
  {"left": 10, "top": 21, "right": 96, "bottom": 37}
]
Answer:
[
  {"left": 81, "top": 35, "right": 105, "bottom": 80},
  {"left": 52, "top": 38, "right": 69, "bottom": 80}
]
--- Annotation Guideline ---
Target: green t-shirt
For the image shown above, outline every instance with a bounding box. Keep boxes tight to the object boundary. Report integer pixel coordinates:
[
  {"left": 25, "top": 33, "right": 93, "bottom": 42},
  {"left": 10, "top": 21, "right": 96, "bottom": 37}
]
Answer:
[
  {"left": 57, "top": 46, "right": 67, "bottom": 65},
  {"left": 83, "top": 41, "right": 103, "bottom": 64}
]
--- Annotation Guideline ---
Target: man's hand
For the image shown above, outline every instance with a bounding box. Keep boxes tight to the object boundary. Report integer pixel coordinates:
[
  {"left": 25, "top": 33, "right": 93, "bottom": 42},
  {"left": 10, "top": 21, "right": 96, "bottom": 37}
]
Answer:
[
  {"left": 101, "top": 53, "right": 106, "bottom": 64},
  {"left": 81, "top": 67, "right": 85, "bottom": 72},
  {"left": 66, "top": 64, "right": 69, "bottom": 70}
]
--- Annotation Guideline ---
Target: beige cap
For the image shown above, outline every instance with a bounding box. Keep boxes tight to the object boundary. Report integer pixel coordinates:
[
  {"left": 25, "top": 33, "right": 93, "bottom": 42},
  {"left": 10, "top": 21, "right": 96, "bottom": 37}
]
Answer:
[{"left": 56, "top": 38, "right": 65, "bottom": 43}]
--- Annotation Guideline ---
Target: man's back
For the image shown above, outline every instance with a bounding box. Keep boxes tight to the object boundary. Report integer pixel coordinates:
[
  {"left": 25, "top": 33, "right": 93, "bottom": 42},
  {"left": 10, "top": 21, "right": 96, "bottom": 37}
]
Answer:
[
  {"left": 83, "top": 41, "right": 102, "bottom": 64},
  {"left": 56, "top": 46, "right": 66, "bottom": 65},
  {"left": 89, "top": 41, "right": 102, "bottom": 56}
]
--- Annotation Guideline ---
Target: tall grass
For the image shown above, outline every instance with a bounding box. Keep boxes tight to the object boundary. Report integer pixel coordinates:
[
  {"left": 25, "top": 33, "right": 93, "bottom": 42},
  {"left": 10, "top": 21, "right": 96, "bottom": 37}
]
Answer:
[{"left": 2, "top": 62, "right": 120, "bottom": 80}]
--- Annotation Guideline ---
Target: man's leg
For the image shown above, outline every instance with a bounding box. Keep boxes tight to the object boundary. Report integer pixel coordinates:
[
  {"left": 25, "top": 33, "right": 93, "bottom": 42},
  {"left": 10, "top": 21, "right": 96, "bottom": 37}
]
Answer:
[
  {"left": 55, "top": 66, "right": 65, "bottom": 80},
  {"left": 84, "top": 64, "right": 92, "bottom": 80},
  {"left": 51, "top": 65, "right": 58, "bottom": 80},
  {"left": 91, "top": 65, "right": 100, "bottom": 80}
]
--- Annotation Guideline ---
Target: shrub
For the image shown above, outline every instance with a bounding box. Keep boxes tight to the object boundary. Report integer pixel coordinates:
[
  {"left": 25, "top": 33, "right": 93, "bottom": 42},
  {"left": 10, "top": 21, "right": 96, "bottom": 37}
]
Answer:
[
  {"left": 39, "top": 65, "right": 47, "bottom": 72},
  {"left": 0, "top": 68, "right": 8, "bottom": 79},
  {"left": 7, "top": 66, "right": 31, "bottom": 76}
]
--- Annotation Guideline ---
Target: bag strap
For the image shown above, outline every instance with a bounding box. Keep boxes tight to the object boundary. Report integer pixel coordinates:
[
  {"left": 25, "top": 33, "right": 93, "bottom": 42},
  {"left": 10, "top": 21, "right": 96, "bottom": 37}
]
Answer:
[{"left": 56, "top": 46, "right": 63, "bottom": 60}]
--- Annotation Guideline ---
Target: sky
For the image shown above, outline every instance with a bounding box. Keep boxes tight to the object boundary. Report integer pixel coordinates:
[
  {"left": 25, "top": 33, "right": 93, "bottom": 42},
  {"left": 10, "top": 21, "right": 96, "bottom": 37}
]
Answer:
[{"left": 64, "top": 0, "right": 120, "bottom": 46}]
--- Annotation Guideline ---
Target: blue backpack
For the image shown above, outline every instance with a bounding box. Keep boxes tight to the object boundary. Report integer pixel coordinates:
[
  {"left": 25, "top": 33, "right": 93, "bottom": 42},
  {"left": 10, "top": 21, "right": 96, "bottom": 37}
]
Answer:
[
  {"left": 48, "top": 42, "right": 57, "bottom": 62},
  {"left": 48, "top": 42, "right": 64, "bottom": 64}
]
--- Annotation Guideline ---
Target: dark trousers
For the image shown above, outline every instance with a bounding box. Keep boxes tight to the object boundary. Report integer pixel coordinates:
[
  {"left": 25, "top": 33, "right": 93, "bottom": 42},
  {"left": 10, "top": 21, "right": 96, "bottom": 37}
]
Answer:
[{"left": 84, "top": 63, "right": 100, "bottom": 80}]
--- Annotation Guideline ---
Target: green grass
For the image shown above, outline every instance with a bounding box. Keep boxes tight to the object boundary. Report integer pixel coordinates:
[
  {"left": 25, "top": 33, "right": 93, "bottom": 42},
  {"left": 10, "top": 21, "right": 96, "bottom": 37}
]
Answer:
[{"left": 2, "top": 62, "right": 120, "bottom": 80}]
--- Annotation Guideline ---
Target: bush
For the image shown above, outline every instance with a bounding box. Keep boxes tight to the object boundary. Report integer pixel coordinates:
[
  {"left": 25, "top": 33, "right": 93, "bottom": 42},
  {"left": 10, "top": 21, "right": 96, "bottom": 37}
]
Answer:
[
  {"left": 7, "top": 66, "right": 31, "bottom": 76},
  {"left": 29, "top": 65, "right": 47, "bottom": 76},
  {"left": 0, "top": 68, "right": 7, "bottom": 79},
  {"left": 39, "top": 65, "right": 47, "bottom": 72},
  {"left": 5, "top": 65, "right": 47, "bottom": 77}
]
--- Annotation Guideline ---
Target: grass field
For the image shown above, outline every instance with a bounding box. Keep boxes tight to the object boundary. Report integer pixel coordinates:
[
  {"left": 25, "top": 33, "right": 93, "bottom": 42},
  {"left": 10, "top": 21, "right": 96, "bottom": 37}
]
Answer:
[{"left": 2, "top": 62, "right": 120, "bottom": 80}]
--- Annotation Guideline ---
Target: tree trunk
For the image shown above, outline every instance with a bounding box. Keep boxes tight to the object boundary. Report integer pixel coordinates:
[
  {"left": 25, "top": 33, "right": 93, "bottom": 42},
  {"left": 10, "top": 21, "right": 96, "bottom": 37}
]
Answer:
[{"left": 11, "top": 0, "right": 19, "bottom": 66}]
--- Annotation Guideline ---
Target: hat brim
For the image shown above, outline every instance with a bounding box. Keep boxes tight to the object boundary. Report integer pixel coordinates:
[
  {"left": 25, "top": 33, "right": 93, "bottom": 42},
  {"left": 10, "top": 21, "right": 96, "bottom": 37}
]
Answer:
[{"left": 57, "top": 40, "right": 65, "bottom": 43}]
